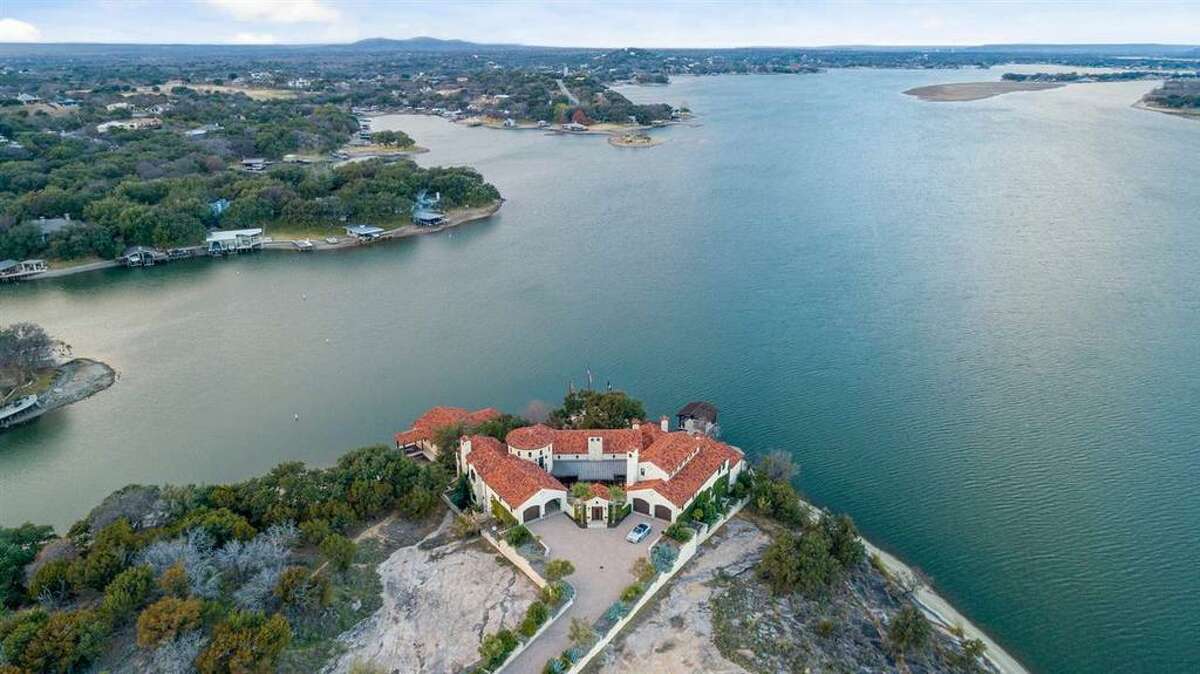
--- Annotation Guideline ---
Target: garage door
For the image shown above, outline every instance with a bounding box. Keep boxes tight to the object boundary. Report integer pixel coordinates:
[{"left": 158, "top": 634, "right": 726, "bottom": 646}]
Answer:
[
  {"left": 522, "top": 505, "right": 540, "bottom": 522},
  {"left": 654, "top": 505, "right": 673, "bottom": 521},
  {"left": 633, "top": 498, "right": 650, "bottom": 515}
]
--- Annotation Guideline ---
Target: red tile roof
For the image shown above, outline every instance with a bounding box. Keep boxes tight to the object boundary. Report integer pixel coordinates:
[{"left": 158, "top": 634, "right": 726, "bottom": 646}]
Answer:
[
  {"left": 505, "top": 425, "right": 645, "bottom": 455},
  {"left": 394, "top": 406, "right": 500, "bottom": 447},
  {"left": 589, "top": 482, "right": 611, "bottom": 500},
  {"left": 630, "top": 436, "right": 743, "bottom": 508},
  {"left": 464, "top": 434, "right": 566, "bottom": 508}
]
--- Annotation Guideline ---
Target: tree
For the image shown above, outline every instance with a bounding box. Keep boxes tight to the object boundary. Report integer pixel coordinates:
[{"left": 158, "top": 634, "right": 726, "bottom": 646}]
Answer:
[
  {"left": 758, "top": 530, "right": 840, "bottom": 597},
  {"left": 68, "top": 518, "right": 140, "bottom": 591},
  {"left": 888, "top": 605, "right": 931, "bottom": 656},
  {"left": 821, "top": 512, "right": 865, "bottom": 570},
  {"left": 0, "top": 323, "right": 64, "bottom": 387},
  {"left": 0, "top": 523, "right": 55, "bottom": 607},
  {"left": 545, "top": 558, "right": 575, "bottom": 582},
  {"left": 370, "top": 130, "right": 413, "bottom": 148},
  {"left": 136, "top": 596, "right": 203, "bottom": 648},
  {"left": 319, "top": 533, "right": 356, "bottom": 572},
  {"left": 758, "top": 450, "right": 797, "bottom": 482},
  {"left": 505, "top": 525, "right": 532, "bottom": 547},
  {"left": 569, "top": 482, "right": 592, "bottom": 500},
  {"left": 195, "top": 610, "right": 291, "bottom": 674},
  {"left": 274, "top": 566, "right": 331, "bottom": 613},
  {"left": 99, "top": 565, "right": 154, "bottom": 624},
  {"left": 548, "top": 390, "right": 645, "bottom": 429},
  {"left": 28, "top": 558, "right": 73, "bottom": 602},
  {"left": 518, "top": 600, "right": 549, "bottom": 638}
]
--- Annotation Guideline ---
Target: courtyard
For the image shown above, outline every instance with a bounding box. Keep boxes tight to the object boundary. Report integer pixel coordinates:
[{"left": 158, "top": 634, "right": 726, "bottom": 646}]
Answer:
[{"left": 503, "top": 511, "right": 661, "bottom": 673}]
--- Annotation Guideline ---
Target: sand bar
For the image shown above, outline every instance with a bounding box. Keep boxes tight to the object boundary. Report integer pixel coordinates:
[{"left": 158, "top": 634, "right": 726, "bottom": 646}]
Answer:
[{"left": 904, "top": 81, "right": 1064, "bottom": 102}]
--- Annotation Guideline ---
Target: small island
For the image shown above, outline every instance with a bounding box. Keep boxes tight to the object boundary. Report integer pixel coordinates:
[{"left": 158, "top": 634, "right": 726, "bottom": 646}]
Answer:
[
  {"left": 904, "top": 81, "right": 1064, "bottom": 102},
  {"left": 608, "top": 131, "right": 664, "bottom": 148},
  {"left": 1136, "top": 79, "right": 1200, "bottom": 120},
  {"left": 0, "top": 323, "right": 115, "bottom": 431}
]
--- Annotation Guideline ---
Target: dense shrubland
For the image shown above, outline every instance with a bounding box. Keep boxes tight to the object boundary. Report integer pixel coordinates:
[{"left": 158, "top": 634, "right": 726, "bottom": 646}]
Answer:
[{"left": 0, "top": 444, "right": 445, "bottom": 673}]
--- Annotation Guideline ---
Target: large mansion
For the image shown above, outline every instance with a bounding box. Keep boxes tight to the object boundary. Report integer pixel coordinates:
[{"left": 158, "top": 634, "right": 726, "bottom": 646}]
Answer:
[{"left": 395, "top": 406, "right": 744, "bottom": 526}]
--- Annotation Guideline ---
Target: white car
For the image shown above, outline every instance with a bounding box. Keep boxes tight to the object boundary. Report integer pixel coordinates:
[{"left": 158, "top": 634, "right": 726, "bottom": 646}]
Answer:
[{"left": 626, "top": 522, "right": 652, "bottom": 543}]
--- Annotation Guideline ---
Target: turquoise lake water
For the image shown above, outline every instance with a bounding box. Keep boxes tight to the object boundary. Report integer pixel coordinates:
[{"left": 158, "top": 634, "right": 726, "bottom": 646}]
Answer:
[{"left": 2, "top": 69, "right": 1198, "bottom": 672}]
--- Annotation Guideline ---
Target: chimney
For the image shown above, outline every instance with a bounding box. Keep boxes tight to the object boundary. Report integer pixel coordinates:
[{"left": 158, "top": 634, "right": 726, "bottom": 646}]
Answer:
[
  {"left": 660, "top": 416, "right": 669, "bottom": 432},
  {"left": 460, "top": 436, "right": 472, "bottom": 460},
  {"left": 587, "top": 436, "right": 603, "bottom": 457}
]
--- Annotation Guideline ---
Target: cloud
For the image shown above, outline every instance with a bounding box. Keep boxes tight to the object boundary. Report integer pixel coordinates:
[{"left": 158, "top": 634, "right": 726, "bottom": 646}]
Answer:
[
  {"left": 207, "top": 0, "right": 339, "bottom": 23},
  {"left": 0, "top": 17, "right": 42, "bottom": 42},
  {"left": 229, "top": 32, "right": 277, "bottom": 44}
]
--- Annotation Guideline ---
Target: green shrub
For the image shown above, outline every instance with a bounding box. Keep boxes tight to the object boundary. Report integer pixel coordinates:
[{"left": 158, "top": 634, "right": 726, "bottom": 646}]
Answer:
[
  {"left": 544, "top": 558, "right": 575, "bottom": 582},
  {"left": 99, "top": 565, "right": 154, "bottom": 624},
  {"left": 478, "top": 628, "right": 518, "bottom": 670},
  {"left": 320, "top": 533, "right": 357, "bottom": 572},
  {"left": 505, "top": 525, "right": 532, "bottom": 547},
  {"left": 399, "top": 485, "right": 437, "bottom": 518},
  {"left": 620, "top": 582, "right": 644, "bottom": 602},
  {"left": 195, "top": 609, "right": 291, "bottom": 673},
  {"left": 136, "top": 596, "right": 203, "bottom": 648},
  {"left": 28, "top": 558, "right": 73, "bottom": 601},
  {"left": 603, "top": 601, "right": 628, "bottom": 622},
  {"left": 665, "top": 522, "right": 693, "bottom": 543},
  {"left": 539, "top": 581, "right": 566, "bottom": 606},
  {"left": 491, "top": 499, "right": 518, "bottom": 528},
  {"left": 518, "top": 600, "right": 550, "bottom": 638},
  {"left": 758, "top": 530, "right": 840, "bottom": 597},
  {"left": 887, "top": 605, "right": 931, "bottom": 655},
  {"left": 299, "top": 519, "right": 333, "bottom": 546}
]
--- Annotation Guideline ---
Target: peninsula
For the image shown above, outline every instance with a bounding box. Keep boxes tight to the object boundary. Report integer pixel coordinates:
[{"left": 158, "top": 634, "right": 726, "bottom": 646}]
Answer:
[
  {"left": 0, "top": 323, "right": 115, "bottom": 431},
  {"left": 0, "top": 389, "right": 1021, "bottom": 674}
]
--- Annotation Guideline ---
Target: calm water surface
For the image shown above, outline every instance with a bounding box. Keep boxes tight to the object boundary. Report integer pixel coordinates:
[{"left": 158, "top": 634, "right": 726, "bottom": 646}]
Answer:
[{"left": 2, "top": 69, "right": 1198, "bottom": 673}]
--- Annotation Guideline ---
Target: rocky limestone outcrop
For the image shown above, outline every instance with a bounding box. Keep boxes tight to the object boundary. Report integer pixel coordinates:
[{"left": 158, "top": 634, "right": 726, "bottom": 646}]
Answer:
[{"left": 329, "top": 536, "right": 538, "bottom": 673}]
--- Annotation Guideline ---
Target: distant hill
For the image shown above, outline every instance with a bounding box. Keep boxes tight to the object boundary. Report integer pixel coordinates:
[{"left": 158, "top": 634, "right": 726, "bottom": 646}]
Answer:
[{"left": 345, "top": 37, "right": 498, "bottom": 51}]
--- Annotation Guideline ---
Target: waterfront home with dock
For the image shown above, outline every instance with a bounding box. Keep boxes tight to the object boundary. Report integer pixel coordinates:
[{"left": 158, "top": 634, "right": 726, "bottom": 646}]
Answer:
[
  {"left": 411, "top": 190, "right": 447, "bottom": 226},
  {"left": 0, "top": 259, "right": 48, "bottom": 282},
  {"left": 206, "top": 228, "right": 263, "bottom": 255},
  {"left": 345, "top": 224, "right": 385, "bottom": 241},
  {"left": 118, "top": 246, "right": 168, "bottom": 267}
]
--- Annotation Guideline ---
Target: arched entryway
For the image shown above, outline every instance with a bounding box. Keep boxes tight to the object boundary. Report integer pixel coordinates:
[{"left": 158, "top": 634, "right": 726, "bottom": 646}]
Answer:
[
  {"left": 632, "top": 498, "right": 650, "bottom": 515},
  {"left": 545, "top": 498, "right": 562, "bottom": 514},
  {"left": 522, "top": 505, "right": 540, "bottom": 522},
  {"left": 654, "top": 505, "right": 673, "bottom": 521}
]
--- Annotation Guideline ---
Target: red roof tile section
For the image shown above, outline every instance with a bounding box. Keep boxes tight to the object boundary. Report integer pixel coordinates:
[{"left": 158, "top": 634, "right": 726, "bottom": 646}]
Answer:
[
  {"left": 464, "top": 434, "right": 566, "bottom": 508},
  {"left": 394, "top": 406, "right": 500, "bottom": 447},
  {"left": 506, "top": 425, "right": 646, "bottom": 455},
  {"left": 630, "top": 436, "right": 744, "bottom": 508}
]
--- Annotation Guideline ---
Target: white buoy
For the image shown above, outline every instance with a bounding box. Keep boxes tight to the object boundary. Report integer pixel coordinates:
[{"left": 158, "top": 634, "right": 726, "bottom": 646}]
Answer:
[
  {"left": 302, "top": 293, "right": 307, "bottom": 300},
  {"left": 293, "top": 413, "right": 299, "bottom": 421}
]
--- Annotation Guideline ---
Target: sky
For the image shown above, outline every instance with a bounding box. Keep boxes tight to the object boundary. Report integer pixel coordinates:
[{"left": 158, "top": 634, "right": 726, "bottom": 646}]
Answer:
[{"left": 1, "top": 1, "right": 1198, "bottom": 48}]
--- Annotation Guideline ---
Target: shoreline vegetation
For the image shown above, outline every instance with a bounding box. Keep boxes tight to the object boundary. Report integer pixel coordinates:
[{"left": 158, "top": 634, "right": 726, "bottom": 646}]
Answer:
[
  {"left": 25, "top": 199, "right": 503, "bottom": 282},
  {"left": 903, "top": 81, "right": 1065, "bottom": 102}
]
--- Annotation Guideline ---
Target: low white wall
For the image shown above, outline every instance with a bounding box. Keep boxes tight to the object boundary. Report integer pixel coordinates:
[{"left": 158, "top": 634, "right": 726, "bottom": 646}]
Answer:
[{"left": 566, "top": 498, "right": 748, "bottom": 674}]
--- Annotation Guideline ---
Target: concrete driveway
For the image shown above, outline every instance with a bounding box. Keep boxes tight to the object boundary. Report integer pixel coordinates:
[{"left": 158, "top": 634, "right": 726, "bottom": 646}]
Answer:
[{"left": 503, "top": 512, "right": 660, "bottom": 674}]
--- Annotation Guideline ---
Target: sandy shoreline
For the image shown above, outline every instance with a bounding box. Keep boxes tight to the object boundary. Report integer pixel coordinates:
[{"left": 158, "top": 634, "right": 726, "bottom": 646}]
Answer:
[
  {"left": 1132, "top": 99, "right": 1200, "bottom": 120},
  {"left": 22, "top": 201, "right": 502, "bottom": 283},
  {"left": 904, "top": 81, "right": 1064, "bottom": 102}
]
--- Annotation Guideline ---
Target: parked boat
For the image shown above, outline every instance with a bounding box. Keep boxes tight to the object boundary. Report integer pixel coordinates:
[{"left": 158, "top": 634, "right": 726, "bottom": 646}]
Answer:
[{"left": 0, "top": 395, "right": 39, "bottom": 426}]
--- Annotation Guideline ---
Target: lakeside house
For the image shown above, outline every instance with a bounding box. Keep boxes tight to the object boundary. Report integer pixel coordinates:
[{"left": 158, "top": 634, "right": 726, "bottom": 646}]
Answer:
[
  {"left": 397, "top": 407, "right": 745, "bottom": 525},
  {"left": 118, "top": 246, "right": 167, "bottom": 267},
  {"left": 240, "top": 158, "right": 267, "bottom": 172},
  {"left": 36, "top": 215, "right": 77, "bottom": 243},
  {"left": 0, "top": 259, "right": 48, "bottom": 282},
  {"left": 345, "top": 224, "right": 385, "bottom": 241},
  {"left": 95, "top": 117, "right": 161, "bottom": 133},
  {"left": 206, "top": 228, "right": 263, "bottom": 255},
  {"left": 411, "top": 190, "right": 446, "bottom": 226}
]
